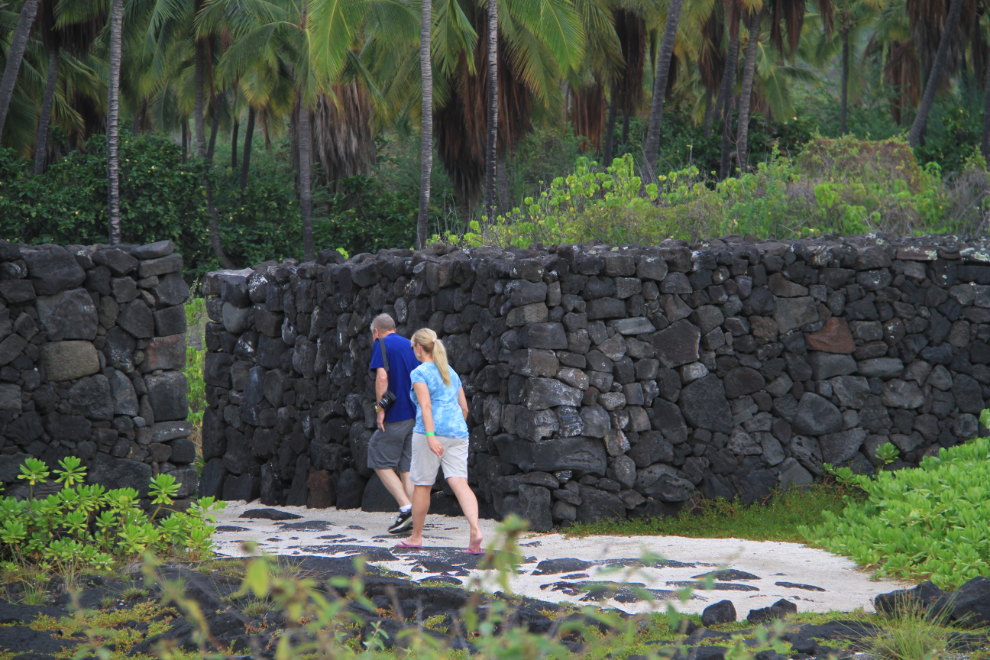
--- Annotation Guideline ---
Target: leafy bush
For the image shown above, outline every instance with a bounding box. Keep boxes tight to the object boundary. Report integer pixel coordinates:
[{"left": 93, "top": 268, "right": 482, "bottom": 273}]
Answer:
[
  {"left": 449, "top": 137, "right": 990, "bottom": 249},
  {"left": 0, "top": 457, "right": 224, "bottom": 584},
  {"left": 0, "top": 131, "right": 457, "bottom": 278},
  {"left": 801, "top": 412, "right": 990, "bottom": 589}
]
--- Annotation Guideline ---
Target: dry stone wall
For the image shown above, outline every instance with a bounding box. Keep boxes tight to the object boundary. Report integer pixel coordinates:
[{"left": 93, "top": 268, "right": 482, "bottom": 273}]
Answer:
[
  {"left": 0, "top": 241, "right": 195, "bottom": 502},
  {"left": 200, "top": 235, "right": 990, "bottom": 528}
]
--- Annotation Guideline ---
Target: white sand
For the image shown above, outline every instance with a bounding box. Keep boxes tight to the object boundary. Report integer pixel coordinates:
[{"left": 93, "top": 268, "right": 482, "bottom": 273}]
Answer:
[{"left": 212, "top": 500, "right": 911, "bottom": 616}]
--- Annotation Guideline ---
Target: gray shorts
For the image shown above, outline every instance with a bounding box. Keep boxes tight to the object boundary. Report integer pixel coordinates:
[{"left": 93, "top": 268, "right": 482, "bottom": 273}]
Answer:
[
  {"left": 367, "top": 419, "right": 415, "bottom": 472},
  {"left": 410, "top": 432, "right": 469, "bottom": 486}
]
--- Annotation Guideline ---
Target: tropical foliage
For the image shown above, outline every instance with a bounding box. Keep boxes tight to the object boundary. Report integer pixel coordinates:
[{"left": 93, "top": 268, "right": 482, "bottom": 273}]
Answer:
[
  {"left": 0, "top": 456, "right": 225, "bottom": 583},
  {"left": 802, "top": 410, "right": 990, "bottom": 589},
  {"left": 0, "top": 0, "right": 986, "bottom": 259},
  {"left": 452, "top": 137, "right": 990, "bottom": 249}
]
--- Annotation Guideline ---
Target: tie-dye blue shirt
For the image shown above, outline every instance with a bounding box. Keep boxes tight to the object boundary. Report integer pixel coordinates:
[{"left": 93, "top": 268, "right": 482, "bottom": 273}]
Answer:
[{"left": 409, "top": 363, "right": 469, "bottom": 439}]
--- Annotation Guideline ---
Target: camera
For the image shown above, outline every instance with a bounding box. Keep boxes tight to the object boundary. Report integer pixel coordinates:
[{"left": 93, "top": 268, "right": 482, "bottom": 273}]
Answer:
[{"left": 378, "top": 390, "right": 396, "bottom": 410}]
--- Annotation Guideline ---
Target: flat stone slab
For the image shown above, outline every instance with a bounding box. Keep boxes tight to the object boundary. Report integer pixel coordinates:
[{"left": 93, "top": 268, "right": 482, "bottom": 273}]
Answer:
[{"left": 212, "top": 500, "right": 912, "bottom": 616}]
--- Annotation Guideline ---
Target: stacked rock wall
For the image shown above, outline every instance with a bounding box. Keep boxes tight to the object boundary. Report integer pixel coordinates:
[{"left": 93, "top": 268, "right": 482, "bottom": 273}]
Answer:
[
  {"left": 0, "top": 241, "right": 195, "bottom": 501},
  {"left": 200, "top": 235, "right": 990, "bottom": 527}
]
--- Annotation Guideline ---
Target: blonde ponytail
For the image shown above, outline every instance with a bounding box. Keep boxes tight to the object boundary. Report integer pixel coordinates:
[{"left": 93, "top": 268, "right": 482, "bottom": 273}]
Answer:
[{"left": 411, "top": 328, "right": 452, "bottom": 386}]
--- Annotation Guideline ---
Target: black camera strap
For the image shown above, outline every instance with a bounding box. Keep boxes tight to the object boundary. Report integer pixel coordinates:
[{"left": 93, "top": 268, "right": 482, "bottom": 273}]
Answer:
[{"left": 378, "top": 338, "right": 390, "bottom": 372}]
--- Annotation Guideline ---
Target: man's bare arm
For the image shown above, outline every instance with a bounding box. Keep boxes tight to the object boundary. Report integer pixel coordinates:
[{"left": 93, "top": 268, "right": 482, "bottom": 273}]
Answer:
[{"left": 375, "top": 368, "right": 389, "bottom": 401}]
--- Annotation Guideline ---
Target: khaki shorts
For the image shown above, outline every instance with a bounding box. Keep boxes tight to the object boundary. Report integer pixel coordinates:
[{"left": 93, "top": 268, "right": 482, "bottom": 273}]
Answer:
[{"left": 410, "top": 432, "right": 469, "bottom": 486}]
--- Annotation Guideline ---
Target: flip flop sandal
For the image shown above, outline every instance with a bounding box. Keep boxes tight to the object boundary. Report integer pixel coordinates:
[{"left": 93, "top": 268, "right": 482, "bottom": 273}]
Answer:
[
  {"left": 462, "top": 548, "right": 485, "bottom": 555},
  {"left": 394, "top": 540, "right": 423, "bottom": 549}
]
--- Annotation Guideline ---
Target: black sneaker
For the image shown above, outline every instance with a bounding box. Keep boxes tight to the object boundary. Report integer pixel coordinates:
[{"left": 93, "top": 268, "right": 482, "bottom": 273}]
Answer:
[{"left": 388, "top": 510, "right": 413, "bottom": 534}]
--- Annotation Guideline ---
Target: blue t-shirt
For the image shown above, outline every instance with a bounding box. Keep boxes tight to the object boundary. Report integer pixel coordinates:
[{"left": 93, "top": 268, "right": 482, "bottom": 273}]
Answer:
[
  {"left": 369, "top": 333, "right": 419, "bottom": 423},
  {"left": 410, "top": 363, "right": 469, "bottom": 439}
]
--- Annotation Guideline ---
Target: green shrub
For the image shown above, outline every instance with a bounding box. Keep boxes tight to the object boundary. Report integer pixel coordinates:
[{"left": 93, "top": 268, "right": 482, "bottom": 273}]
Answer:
[
  {"left": 448, "top": 137, "right": 990, "bottom": 249},
  {"left": 0, "top": 457, "right": 224, "bottom": 585},
  {"left": 801, "top": 412, "right": 990, "bottom": 589}
]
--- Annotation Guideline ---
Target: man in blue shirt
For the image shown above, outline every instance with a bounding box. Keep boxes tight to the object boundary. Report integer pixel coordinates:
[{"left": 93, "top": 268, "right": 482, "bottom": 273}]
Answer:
[{"left": 368, "top": 313, "right": 420, "bottom": 533}]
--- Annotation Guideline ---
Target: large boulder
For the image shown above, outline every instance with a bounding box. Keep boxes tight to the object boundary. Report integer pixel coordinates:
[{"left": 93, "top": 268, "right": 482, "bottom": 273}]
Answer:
[
  {"left": 147, "top": 372, "right": 189, "bottom": 422},
  {"left": 40, "top": 341, "right": 99, "bottom": 382},
  {"left": 792, "top": 393, "right": 843, "bottom": 435},
  {"left": 723, "top": 367, "right": 765, "bottom": 399},
  {"left": 678, "top": 374, "right": 732, "bottom": 433},
  {"left": 109, "top": 370, "right": 139, "bottom": 416},
  {"left": 819, "top": 429, "right": 867, "bottom": 465},
  {"left": 36, "top": 289, "right": 98, "bottom": 341},
  {"left": 361, "top": 473, "right": 399, "bottom": 512},
  {"left": 23, "top": 246, "right": 86, "bottom": 295},
  {"left": 575, "top": 486, "right": 626, "bottom": 522},
  {"left": 494, "top": 436, "right": 607, "bottom": 475},
  {"left": 503, "top": 484, "right": 553, "bottom": 531},
  {"left": 944, "top": 576, "right": 990, "bottom": 627},
  {"left": 524, "top": 378, "right": 582, "bottom": 410},
  {"left": 118, "top": 299, "right": 154, "bottom": 338},
  {"left": 68, "top": 375, "right": 114, "bottom": 421},
  {"left": 652, "top": 320, "right": 701, "bottom": 369},
  {"left": 88, "top": 454, "right": 152, "bottom": 497},
  {"left": 774, "top": 297, "right": 819, "bottom": 334}
]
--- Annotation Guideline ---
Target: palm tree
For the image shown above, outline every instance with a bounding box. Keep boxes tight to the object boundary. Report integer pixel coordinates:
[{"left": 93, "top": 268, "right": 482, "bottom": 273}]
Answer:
[
  {"left": 717, "top": 8, "right": 740, "bottom": 179},
  {"left": 34, "top": 53, "right": 59, "bottom": 175},
  {"left": 484, "top": 0, "right": 498, "bottom": 221},
  {"left": 241, "top": 105, "right": 255, "bottom": 188},
  {"left": 644, "top": 0, "right": 685, "bottom": 179},
  {"left": 613, "top": 7, "right": 646, "bottom": 150},
  {"left": 908, "top": 0, "right": 964, "bottom": 147},
  {"left": 730, "top": 0, "right": 832, "bottom": 173},
  {"left": 734, "top": 7, "right": 762, "bottom": 173},
  {"left": 433, "top": 0, "right": 584, "bottom": 219},
  {"left": 805, "top": 0, "right": 882, "bottom": 136},
  {"left": 108, "top": 0, "right": 124, "bottom": 245},
  {"left": 0, "top": 0, "right": 42, "bottom": 140},
  {"left": 418, "top": 0, "right": 432, "bottom": 248}
]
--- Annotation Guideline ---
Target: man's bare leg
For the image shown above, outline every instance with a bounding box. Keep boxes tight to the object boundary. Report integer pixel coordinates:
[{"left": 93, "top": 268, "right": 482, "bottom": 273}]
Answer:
[
  {"left": 375, "top": 468, "right": 412, "bottom": 509},
  {"left": 400, "top": 471, "right": 414, "bottom": 500}
]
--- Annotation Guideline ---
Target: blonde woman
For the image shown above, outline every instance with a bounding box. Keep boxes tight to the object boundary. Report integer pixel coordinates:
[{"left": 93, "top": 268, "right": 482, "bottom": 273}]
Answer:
[{"left": 394, "top": 328, "right": 483, "bottom": 554}]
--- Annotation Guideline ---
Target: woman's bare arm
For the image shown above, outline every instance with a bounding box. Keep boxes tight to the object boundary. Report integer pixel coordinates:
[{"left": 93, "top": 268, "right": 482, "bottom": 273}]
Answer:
[
  {"left": 458, "top": 387, "right": 469, "bottom": 421},
  {"left": 414, "top": 381, "right": 444, "bottom": 457}
]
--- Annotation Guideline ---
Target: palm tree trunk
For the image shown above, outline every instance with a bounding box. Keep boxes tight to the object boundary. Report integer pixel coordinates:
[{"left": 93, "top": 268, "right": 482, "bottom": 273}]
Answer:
[
  {"left": 718, "top": 26, "right": 741, "bottom": 179},
  {"left": 417, "top": 0, "right": 433, "bottom": 249},
  {"left": 735, "top": 9, "right": 762, "bottom": 174},
  {"left": 621, "top": 111, "right": 630, "bottom": 145},
  {"left": 33, "top": 51, "right": 58, "bottom": 177},
  {"left": 231, "top": 118, "right": 239, "bottom": 170},
  {"left": 603, "top": 95, "right": 617, "bottom": 166},
  {"left": 483, "top": 0, "right": 498, "bottom": 221},
  {"left": 702, "top": 89, "right": 714, "bottom": 136},
  {"left": 181, "top": 119, "right": 188, "bottom": 163},
  {"left": 840, "top": 30, "right": 850, "bottom": 135},
  {"left": 710, "top": 28, "right": 739, "bottom": 141},
  {"left": 107, "top": 0, "right": 124, "bottom": 246},
  {"left": 982, "top": 47, "right": 990, "bottom": 163},
  {"left": 242, "top": 106, "right": 255, "bottom": 190},
  {"left": 262, "top": 108, "right": 271, "bottom": 151},
  {"left": 0, "top": 0, "right": 41, "bottom": 140},
  {"left": 195, "top": 39, "right": 207, "bottom": 158},
  {"left": 909, "top": 0, "right": 963, "bottom": 148},
  {"left": 643, "top": 0, "right": 685, "bottom": 179},
  {"left": 205, "top": 91, "right": 234, "bottom": 269},
  {"left": 497, "top": 146, "right": 509, "bottom": 212},
  {"left": 299, "top": 103, "right": 314, "bottom": 262}
]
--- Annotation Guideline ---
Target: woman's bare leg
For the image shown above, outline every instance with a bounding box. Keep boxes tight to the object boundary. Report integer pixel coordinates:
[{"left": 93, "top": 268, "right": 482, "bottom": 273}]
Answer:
[
  {"left": 407, "top": 485, "right": 432, "bottom": 546},
  {"left": 447, "top": 477, "right": 482, "bottom": 552}
]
